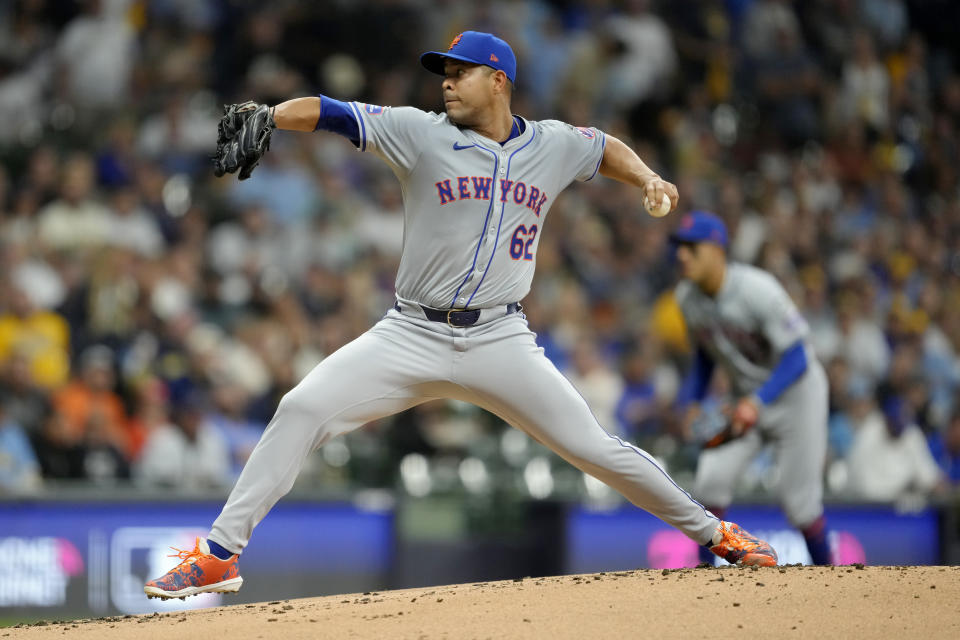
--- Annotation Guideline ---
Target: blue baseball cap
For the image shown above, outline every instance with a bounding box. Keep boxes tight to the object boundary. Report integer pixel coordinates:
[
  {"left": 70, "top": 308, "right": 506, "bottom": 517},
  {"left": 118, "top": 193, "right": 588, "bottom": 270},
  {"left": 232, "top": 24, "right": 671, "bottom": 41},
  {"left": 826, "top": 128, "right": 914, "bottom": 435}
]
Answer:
[
  {"left": 421, "top": 31, "right": 517, "bottom": 83},
  {"left": 669, "top": 211, "right": 729, "bottom": 247}
]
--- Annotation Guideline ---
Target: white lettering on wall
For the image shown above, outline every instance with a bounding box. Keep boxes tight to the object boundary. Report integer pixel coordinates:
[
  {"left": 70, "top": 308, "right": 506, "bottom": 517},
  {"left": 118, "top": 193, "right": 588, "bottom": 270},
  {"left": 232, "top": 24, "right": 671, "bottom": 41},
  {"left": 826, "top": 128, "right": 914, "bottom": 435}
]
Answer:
[{"left": 0, "top": 537, "right": 70, "bottom": 606}]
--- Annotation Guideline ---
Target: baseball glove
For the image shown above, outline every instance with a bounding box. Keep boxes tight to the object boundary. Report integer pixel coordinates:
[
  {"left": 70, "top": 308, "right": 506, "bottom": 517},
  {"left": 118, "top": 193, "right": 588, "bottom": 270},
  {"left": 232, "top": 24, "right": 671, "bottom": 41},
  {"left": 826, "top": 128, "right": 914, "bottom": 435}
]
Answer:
[
  {"left": 690, "top": 408, "right": 735, "bottom": 448},
  {"left": 213, "top": 101, "right": 276, "bottom": 181}
]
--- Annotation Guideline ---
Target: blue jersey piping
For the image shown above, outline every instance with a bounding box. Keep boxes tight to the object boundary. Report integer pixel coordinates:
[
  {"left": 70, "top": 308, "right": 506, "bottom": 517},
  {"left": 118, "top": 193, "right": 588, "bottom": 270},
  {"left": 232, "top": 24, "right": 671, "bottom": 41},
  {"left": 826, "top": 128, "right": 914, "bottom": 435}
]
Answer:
[
  {"left": 464, "top": 126, "right": 538, "bottom": 307},
  {"left": 450, "top": 146, "right": 499, "bottom": 309},
  {"left": 585, "top": 131, "right": 606, "bottom": 181},
  {"left": 565, "top": 376, "right": 718, "bottom": 526}
]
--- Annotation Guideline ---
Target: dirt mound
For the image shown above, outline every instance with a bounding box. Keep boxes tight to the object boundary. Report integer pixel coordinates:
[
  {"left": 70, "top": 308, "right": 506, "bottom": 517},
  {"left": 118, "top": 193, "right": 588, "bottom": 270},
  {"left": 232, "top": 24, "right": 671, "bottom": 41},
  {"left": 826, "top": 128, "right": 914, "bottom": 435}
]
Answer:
[{"left": 6, "top": 565, "right": 960, "bottom": 639}]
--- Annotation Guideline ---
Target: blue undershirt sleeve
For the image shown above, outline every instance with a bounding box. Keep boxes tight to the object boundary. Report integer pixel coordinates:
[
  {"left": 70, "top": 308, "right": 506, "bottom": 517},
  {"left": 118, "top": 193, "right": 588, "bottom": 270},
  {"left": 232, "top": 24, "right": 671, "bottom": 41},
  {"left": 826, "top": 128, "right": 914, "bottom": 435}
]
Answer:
[
  {"left": 755, "top": 341, "right": 808, "bottom": 405},
  {"left": 315, "top": 95, "right": 360, "bottom": 147},
  {"left": 677, "top": 347, "right": 715, "bottom": 407}
]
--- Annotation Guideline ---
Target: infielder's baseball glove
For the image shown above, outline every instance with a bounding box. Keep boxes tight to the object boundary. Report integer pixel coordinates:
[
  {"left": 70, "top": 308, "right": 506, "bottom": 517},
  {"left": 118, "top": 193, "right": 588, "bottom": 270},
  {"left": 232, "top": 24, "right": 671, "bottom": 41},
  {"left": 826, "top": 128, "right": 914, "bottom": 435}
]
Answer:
[
  {"left": 690, "top": 408, "right": 736, "bottom": 448},
  {"left": 690, "top": 399, "right": 760, "bottom": 448},
  {"left": 213, "top": 101, "right": 275, "bottom": 180}
]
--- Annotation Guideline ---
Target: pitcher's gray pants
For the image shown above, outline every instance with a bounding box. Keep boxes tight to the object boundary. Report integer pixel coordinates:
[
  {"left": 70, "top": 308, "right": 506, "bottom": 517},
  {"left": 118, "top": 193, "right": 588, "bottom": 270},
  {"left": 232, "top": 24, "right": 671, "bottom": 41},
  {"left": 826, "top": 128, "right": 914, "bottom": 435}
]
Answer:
[{"left": 209, "top": 309, "right": 719, "bottom": 553}]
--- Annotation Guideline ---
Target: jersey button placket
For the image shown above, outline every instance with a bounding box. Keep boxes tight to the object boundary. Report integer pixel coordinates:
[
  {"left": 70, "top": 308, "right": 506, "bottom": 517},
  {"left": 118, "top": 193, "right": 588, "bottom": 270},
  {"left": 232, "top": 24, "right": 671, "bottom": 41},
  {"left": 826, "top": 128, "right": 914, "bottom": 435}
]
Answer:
[{"left": 461, "top": 148, "right": 502, "bottom": 309}]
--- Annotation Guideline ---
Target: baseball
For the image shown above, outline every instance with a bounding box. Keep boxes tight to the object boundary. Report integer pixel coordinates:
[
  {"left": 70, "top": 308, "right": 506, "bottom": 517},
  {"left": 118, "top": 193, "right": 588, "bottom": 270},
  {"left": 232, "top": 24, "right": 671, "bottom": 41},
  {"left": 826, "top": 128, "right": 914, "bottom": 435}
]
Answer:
[{"left": 644, "top": 192, "right": 672, "bottom": 218}]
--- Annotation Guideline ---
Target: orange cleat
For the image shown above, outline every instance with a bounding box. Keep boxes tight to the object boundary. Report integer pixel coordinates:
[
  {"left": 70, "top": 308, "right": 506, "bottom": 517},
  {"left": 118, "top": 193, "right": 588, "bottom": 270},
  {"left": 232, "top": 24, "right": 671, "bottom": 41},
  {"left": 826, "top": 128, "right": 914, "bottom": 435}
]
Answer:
[
  {"left": 709, "top": 521, "right": 778, "bottom": 567},
  {"left": 144, "top": 537, "right": 243, "bottom": 600}
]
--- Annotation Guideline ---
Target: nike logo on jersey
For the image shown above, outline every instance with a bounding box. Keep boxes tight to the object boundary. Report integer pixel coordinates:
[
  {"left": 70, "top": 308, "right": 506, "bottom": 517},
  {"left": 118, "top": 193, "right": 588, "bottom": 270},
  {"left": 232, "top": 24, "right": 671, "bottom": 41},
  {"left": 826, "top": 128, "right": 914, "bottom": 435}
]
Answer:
[
  {"left": 452, "top": 142, "right": 473, "bottom": 151},
  {"left": 435, "top": 176, "right": 549, "bottom": 216}
]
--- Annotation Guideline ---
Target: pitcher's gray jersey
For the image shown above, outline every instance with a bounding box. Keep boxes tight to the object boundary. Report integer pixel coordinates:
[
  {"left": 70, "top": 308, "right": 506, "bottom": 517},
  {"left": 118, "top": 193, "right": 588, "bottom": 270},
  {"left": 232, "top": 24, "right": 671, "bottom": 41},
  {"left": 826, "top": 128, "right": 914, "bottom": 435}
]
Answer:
[
  {"left": 675, "top": 262, "right": 814, "bottom": 398},
  {"left": 349, "top": 103, "right": 605, "bottom": 309}
]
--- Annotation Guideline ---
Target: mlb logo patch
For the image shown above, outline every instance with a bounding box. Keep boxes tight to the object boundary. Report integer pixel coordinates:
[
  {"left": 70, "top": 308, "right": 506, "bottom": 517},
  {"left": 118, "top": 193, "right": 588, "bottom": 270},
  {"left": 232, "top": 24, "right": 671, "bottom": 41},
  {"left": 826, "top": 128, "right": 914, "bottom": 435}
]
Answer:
[
  {"left": 576, "top": 127, "right": 595, "bottom": 139},
  {"left": 365, "top": 104, "right": 384, "bottom": 115}
]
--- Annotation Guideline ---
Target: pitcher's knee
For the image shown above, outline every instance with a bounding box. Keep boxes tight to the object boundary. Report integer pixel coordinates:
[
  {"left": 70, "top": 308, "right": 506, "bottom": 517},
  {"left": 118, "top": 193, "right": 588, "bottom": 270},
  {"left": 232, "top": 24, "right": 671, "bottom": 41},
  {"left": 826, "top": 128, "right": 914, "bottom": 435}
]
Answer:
[
  {"left": 272, "top": 387, "right": 356, "bottom": 448},
  {"left": 274, "top": 389, "right": 315, "bottom": 420},
  {"left": 273, "top": 389, "right": 329, "bottom": 432}
]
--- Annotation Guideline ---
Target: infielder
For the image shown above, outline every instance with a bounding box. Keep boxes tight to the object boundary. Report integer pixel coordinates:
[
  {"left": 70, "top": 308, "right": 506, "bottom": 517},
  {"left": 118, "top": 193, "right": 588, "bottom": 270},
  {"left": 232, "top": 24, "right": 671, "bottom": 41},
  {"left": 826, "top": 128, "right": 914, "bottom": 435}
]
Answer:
[
  {"left": 145, "top": 31, "right": 777, "bottom": 600},
  {"left": 672, "top": 211, "right": 833, "bottom": 566}
]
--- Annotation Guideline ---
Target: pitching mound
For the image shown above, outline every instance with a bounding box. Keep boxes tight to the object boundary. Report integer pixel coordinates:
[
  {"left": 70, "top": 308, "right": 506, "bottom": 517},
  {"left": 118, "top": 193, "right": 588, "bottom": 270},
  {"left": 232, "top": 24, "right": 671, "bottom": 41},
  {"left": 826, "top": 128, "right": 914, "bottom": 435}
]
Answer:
[{"left": 6, "top": 565, "right": 960, "bottom": 639}]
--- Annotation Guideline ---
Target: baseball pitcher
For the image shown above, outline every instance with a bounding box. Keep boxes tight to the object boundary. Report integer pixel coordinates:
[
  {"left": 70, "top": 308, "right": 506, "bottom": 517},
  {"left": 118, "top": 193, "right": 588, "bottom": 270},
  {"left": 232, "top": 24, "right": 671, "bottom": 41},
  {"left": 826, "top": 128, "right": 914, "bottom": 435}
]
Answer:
[
  {"left": 672, "top": 211, "right": 833, "bottom": 566},
  {"left": 145, "top": 32, "right": 777, "bottom": 600}
]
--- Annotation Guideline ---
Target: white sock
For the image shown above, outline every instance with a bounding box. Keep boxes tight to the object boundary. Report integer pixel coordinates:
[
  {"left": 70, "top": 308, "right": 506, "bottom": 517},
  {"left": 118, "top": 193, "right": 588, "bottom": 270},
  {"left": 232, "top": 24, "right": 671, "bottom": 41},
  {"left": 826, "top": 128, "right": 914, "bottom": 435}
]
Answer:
[{"left": 711, "top": 522, "right": 727, "bottom": 546}]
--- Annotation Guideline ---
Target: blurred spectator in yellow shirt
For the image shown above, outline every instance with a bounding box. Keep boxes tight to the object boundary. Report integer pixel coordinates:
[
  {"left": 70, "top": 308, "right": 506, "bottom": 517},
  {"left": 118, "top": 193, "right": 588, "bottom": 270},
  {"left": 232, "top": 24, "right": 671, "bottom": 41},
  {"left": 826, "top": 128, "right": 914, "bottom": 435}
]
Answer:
[{"left": 0, "top": 281, "right": 70, "bottom": 389}]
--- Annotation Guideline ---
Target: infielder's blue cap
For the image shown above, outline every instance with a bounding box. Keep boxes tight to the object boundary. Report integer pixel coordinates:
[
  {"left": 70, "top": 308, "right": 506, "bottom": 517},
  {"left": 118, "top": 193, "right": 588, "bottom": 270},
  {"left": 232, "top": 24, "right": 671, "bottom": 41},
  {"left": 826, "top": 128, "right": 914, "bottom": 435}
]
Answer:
[
  {"left": 669, "top": 211, "right": 729, "bottom": 247},
  {"left": 420, "top": 31, "right": 517, "bottom": 84}
]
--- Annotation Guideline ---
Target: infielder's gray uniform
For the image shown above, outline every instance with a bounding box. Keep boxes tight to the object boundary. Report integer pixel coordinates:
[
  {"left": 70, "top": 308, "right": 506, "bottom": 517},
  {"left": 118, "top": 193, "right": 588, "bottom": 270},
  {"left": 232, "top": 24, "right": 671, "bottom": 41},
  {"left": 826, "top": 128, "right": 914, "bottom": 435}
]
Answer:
[
  {"left": 676, "top": 263, "right": 828, "bottom": 527},
  {"left": 208, "top": 105, "right": 720, "bottom": 552}
]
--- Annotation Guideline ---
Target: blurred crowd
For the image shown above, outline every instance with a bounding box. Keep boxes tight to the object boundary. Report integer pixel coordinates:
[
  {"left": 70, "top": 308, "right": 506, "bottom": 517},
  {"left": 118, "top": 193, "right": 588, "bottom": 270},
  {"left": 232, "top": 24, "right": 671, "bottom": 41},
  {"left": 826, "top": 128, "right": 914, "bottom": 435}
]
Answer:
[{"left": 1, "top": 0, "right": 959, "bottom": 507}]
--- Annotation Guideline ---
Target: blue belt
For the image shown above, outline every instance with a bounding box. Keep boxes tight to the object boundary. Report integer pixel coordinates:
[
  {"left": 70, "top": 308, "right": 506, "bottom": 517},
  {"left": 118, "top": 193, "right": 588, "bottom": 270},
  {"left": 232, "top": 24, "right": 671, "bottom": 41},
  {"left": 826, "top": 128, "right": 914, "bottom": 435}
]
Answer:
[{"left": 394, "top": 302, "right": 521, "bottom": 327}]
